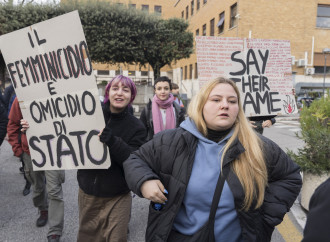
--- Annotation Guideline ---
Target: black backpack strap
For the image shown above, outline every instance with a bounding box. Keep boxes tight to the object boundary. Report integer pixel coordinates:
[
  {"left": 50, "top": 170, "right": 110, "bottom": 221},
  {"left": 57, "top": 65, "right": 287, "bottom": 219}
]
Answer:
[{"left": 208, "top": 166, "right": 230, "bottom": 241}]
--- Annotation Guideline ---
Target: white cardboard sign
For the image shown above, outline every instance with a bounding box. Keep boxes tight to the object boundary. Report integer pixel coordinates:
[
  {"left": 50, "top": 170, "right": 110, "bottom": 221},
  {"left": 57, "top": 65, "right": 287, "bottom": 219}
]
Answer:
[
  {"left": 196, "top": 36, "right": 297, "bottom": 117},
  {"left": 0, "top": 11, "right": 111, "bottom": 170}
]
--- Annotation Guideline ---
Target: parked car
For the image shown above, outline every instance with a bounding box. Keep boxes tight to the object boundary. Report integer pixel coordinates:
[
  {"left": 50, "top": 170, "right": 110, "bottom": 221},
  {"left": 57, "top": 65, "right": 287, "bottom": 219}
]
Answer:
[{"left": 297, "top": 97, "right": 314, "bottom": 109}]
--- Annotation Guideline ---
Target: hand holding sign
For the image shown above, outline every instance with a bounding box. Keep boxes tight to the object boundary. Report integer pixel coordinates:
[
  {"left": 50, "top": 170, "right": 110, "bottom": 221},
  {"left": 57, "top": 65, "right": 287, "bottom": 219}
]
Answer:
[{"left": 20, "top": 119, "right": 29, "bottom": 133}]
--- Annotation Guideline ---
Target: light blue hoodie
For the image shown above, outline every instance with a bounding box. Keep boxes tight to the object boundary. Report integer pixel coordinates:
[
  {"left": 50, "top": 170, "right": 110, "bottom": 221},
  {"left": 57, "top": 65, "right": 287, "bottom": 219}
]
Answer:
[{"left": 173, "top": 119, "right": 242, "bottom": 242}]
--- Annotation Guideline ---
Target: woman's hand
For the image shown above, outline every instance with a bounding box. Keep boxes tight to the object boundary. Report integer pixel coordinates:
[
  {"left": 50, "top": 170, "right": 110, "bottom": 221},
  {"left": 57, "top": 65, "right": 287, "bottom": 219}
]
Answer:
[
  {"left": 262, "top": 120, "right": 272, "bottom": 128},
  {"left": 141, "top": 180, "right": 167, "bottom": 203},
  {"left": 98, "top": 128, "right": 104, "bottom": 138},
  {"left": 20, "top": 119, "right": 29, "bottom": 133},
  {"left": 249, "top": 121, "right": 257, "bottom": 128},
  {"left": 98, "top": 126, "right": 114, "bottom": 147}
]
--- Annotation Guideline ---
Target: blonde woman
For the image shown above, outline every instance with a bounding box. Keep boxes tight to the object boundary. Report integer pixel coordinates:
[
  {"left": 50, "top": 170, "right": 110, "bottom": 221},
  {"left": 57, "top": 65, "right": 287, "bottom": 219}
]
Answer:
[{"left": 124, "top": 77, "right": 302, "bottom": 242}]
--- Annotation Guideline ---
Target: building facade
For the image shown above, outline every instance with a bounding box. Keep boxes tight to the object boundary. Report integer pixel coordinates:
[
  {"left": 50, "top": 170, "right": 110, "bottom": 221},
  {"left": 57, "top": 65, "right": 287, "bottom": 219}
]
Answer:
[
  {"left": 170, "top": 0, "right": 330, "bottom": 98},
  {"left": 87, "top": 0, "right": 330, "bottom": 99}
]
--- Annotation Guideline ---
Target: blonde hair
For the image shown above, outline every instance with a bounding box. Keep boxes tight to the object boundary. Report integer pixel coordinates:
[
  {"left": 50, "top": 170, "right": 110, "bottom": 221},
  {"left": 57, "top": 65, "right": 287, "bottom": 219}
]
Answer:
[{"left": 187, "top": 77, "right": 268, "bottom": 210}]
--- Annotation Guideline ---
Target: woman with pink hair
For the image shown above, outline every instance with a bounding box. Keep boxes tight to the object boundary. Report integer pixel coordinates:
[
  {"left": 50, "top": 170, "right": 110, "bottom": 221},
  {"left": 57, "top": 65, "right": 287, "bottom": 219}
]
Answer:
[{"left": 77, "top": 75, "right": 146, "bottom": 242}]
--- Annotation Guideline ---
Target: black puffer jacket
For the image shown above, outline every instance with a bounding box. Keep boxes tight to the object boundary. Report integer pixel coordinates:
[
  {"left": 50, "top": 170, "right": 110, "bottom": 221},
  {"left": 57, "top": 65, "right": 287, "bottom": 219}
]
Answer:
[
  {"left": 77, "top": 103, "right": 147, "bottom": 197},
  {"left": 302, "top": 178, "right": 330, "bottom": 242},
  {"left": 124, "top": 128, "right": 302, "bottom": 242},
  {"left": 140, "top": 99, "right": 185, "bottom": 141}
]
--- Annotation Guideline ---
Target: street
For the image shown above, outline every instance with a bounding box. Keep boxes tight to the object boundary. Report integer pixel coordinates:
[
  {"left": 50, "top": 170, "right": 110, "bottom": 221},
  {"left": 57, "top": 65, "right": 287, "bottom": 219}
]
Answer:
[{"left": 0, "top": 117, "right": 304, "bottom": 242}]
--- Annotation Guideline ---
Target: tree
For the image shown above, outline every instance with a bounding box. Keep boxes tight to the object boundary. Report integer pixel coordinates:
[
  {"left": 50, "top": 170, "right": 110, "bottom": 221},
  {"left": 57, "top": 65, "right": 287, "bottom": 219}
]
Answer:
[
  {"left": 0, "top": 3, "right": 60, "bottom": 80},
  {"left": 0, "top": 0, "right": 35, "bottom": 6},
  {"left": 142, "top": 18, "right": 194, "bottom": 79},
  {"left": 0, "top": 2, "right": 193, "bottom": 80}
]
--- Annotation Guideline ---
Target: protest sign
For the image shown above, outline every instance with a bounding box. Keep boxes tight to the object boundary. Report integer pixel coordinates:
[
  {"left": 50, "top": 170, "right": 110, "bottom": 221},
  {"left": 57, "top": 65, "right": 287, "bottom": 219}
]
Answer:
[
  {"left": 196, "top": 36, "right": 297, "bottom": 117},
  {"left": 0, "top": 11, "right": 111, "bottom": 170}
]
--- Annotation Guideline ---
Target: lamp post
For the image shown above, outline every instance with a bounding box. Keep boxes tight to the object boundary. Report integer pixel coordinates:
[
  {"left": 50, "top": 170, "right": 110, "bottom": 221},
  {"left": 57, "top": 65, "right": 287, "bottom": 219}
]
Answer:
[{"left": 322, "top": 48, "right": 330, "bottom": 97}]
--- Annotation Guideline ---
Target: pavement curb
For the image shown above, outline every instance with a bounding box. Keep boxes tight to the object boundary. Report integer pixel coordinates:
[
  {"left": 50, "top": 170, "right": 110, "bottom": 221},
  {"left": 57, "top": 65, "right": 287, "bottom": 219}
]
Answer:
[
  {"left": 276, "top": 114, "right": 300, "bottom": 122},
  {"left": 290, "top": 198, "right": 307, "bottom": 231}
]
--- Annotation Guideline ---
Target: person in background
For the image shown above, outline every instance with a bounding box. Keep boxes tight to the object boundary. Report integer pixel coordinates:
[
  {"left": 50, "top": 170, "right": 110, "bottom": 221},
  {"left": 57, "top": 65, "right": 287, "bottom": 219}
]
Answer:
[
  {"left": 0, "top": 98, "right": 8, "bottom": 147},
  {"left": 124, "top": 77, "right": 302, "bottom": 241},
  {"left": 77, "top": 75, "right": 146, "bottom": 242},
  {"left": 3, "top": 82, "right": 16, "bottom": 116},
  {"left": 248, "top": 115, "right": 276, "bottom": 134},
  {"left": 2, "top": 83, "right": 27, "bottom": 178},
  {"left": 171, "top": 83, "right": 184, "bottom": 108},
  {"left": 140, "top": 76, "right": 185, "bottom": 141},
  {"left": 7, "top": 97, "right": 65, "bottom": 242},
  {"left": 3, "top": 86, "right": 30, "bottom": 195},
  {"left": 302, "top": 178, "right": 330, "bottom": 242}
]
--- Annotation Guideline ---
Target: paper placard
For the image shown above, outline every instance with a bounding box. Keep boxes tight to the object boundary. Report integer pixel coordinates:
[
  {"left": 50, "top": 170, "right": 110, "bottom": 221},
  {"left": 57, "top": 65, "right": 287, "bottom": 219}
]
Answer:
[
  {"left": 0, "top": 11, "right": 111, "bottom": 170},
  {"left": 196, "top": 36, "right": 297, "bottom": 116}
]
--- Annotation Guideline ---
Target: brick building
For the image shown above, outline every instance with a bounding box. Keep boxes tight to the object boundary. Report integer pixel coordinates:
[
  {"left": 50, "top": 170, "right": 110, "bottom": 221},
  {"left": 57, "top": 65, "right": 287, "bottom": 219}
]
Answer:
[
  {"left": 89, "top": 0, "right": 330, "bottom": 99},
  {"left": 171, "top": 0, "right": 330, "bottom": 98}
]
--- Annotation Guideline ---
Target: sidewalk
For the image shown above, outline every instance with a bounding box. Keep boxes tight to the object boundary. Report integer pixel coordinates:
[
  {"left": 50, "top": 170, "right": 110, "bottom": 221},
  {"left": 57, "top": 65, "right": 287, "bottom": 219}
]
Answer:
[
  {"left": 276, "top": 113, "right": 300, "bottom": 122},
  {"left": 291, "top": 195, "right": 307, "bottom": 231}
]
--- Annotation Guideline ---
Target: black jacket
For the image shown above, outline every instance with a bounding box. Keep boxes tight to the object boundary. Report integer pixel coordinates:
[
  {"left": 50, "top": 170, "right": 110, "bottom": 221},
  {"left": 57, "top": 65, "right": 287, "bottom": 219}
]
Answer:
[
  {"left": 248, "top": 115, "right": 276, "bottom": 134},
  {"left": 124, "top": 127, "right": 302, "bottom": 242},
  {"left": 0, "top": 101, "right": 8, "bottom": 146},
  {"left": 140, "top": 99, "right": 185, "bottom": 141},
  {"left": 77, "top": 103, "right": 147, "bottom": 197},
  {"left": 302, "top": 178, "right": 330, "bottom": 242}
]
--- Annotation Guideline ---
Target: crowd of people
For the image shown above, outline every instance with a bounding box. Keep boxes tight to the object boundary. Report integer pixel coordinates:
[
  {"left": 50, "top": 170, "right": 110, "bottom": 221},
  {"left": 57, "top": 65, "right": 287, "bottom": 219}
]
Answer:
[{"left": 0, "top": 75, "right": 326, "bottom": 242}]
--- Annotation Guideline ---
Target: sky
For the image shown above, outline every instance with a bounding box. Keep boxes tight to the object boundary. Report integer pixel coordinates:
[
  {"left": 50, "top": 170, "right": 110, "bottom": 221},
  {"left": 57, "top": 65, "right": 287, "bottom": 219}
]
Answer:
[{"left": 0, "top": 0, "right": 59, "bottom": 4}]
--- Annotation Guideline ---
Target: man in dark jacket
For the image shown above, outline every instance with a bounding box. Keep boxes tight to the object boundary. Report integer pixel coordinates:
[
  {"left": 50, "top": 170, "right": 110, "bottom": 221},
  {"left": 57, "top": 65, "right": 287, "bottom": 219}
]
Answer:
[
  {"left": 3, "top": 83, "right": 15, "bottom": 116},
  {"left": 302, "top": 178, "right": 330, "bottom": 242},
  {"left": 0, "top": 99, "right": 8, "bottom": 146},
  {"left": 7, "top": 98, "right": 64, "bottom": 242}
]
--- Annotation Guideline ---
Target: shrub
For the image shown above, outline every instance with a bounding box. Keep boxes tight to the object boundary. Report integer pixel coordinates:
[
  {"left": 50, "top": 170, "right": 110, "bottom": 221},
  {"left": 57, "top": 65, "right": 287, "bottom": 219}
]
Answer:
[{"left": 288, "top": 94, "right": 330, "bottom": 175}]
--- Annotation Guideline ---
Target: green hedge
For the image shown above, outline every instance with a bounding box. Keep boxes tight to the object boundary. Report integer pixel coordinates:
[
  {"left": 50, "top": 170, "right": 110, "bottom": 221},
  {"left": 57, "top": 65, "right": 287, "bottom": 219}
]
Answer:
[{"left": 288, "top": 93, "right": 330, "bottom": 174}]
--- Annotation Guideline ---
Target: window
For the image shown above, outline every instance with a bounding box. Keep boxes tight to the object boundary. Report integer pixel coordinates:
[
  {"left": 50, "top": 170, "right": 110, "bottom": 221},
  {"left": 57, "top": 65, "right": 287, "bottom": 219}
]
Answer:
[
  {"left": 203, "top": 0, "right": 207, "bottom": 4},
  {"left": 115, "top": 69, "right": 121, "bottom": 76},
  {"left": 210, "top": 18, "right": 215, "bottom": 36},
  {"left": 128, "top": 71, "right": 135, "bottom": 76},
  {"left": 196, "top": 28, "right": 199, "bottom": 36},
  {"left": 315, "top": 66, "right": 330, "bottom": 74},
  {"left": 142, "top": 5, "right": 149, "bottom": 12},
  {"left": 191, "top": 0, "right": 194, "bottom": 16},
  {"left": 129, "top": 4, "right": 136, "bottom": 9},
  {"left": 189, "top": 64, "right": 193, "bottom": 79},
  {"left": 317, "top": 5, "right": 330, "bottom": 28},
  {"left": 202, "top": 24, "right": 206, "bottom": 36},
  {"left": 141, "top": 71, "right": 148, "bottom": 76},
  {"left": 197, "top": 0, "right": 200, "bottom": 10},
  {"left": 218, "top": 12, "right": 225, "bottom": 34},
  {"left": 182, "top": 11, "right": 184, "bottom": 18},
  {"left": 97, "top": 70, "right": 109, "bottom": 75},
  {"left": 154, "top": 5, "right": 162, "bottom": 16},
  {"left": 230, "top": 3, "right": 238, "bottom": 28},
  {"left": 313, "top": 52, "right": 330, "bottom": 73},
  {"left": 195, "top": 63, "right": 198, "bottom": 79},
  {"left": 184, "top": 66, "right": 187, "bottom": 79},
  {"left": 186, "top": 6, "right": 189, "bottom": 19}
]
